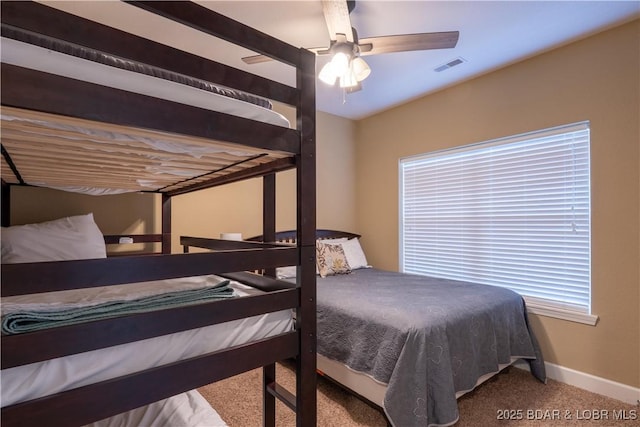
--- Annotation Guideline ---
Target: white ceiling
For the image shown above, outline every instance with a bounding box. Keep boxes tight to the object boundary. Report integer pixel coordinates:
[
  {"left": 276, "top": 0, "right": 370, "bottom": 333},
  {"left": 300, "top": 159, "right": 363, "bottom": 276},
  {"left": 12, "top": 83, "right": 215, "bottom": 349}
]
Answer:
[{"left": 44, "top": 1, "right": 640, "bottom": 120}]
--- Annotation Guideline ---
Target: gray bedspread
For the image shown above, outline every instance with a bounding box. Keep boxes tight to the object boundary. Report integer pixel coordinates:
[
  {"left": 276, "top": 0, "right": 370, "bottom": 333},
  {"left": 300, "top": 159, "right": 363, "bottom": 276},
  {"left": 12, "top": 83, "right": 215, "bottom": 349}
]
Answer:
[{"left": 316, "top": 268, "right": 545, "bottom": 427}]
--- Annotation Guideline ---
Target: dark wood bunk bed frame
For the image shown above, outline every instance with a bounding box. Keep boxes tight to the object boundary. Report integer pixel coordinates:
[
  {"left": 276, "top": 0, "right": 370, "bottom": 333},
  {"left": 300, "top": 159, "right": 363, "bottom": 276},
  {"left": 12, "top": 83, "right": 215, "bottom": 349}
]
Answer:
[{"left": 0, "top": 1, "right": 316, "bottom": 426}]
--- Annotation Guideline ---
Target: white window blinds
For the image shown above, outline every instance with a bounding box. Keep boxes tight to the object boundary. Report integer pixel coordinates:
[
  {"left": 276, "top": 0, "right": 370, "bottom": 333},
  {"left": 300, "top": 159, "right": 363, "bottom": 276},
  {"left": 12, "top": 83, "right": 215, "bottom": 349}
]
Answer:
[{"left": 400, "top": 122, "right": 591, "bottom": 315}]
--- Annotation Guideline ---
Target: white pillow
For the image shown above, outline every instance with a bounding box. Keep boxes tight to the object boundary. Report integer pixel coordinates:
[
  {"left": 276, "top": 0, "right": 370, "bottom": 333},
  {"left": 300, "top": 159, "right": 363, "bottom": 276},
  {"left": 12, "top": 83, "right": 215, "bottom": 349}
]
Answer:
[
  {"left": 276, "top": 266, "right": 297, "bottom": 279},
  {"left": 276, "top": 265, "right": 319, "bottom": 279},
  {"left": 323, "top": 238, "right": 370, "bottom": 270},
  {"left": 339, "top": 238, "right": 370, "bottom": 270},
  {"left": 1, "top": 213, "right": 107, "bottom": 264}
]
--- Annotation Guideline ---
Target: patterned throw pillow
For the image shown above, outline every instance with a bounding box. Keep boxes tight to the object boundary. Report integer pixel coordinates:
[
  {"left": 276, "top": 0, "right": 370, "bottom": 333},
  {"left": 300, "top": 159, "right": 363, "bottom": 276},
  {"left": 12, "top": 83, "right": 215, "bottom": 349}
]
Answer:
[{"left": 316, "top": 241, "right": 351, "bottom": 278}]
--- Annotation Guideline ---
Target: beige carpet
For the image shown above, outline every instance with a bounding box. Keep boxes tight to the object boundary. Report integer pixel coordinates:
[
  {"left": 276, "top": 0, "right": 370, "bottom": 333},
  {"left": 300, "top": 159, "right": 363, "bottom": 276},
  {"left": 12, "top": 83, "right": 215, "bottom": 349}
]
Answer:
[{"left": 198, "top": 362, "right": 639, "bottom": 426}]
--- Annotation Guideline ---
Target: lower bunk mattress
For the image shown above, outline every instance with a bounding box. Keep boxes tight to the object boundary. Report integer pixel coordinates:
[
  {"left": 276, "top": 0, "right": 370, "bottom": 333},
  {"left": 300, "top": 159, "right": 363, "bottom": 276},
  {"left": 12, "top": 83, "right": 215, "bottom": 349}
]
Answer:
[
  {"left": 85, "top": 389, "right": 227, "bottom": 427},
  {"left": 1, "top": 275, "right": 293, "bottom": 424}
]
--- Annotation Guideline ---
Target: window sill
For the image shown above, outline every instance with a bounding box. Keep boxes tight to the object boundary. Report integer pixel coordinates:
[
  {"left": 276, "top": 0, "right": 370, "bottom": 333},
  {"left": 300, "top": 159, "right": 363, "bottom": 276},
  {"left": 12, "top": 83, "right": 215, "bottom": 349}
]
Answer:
[{"left": 524, "top": 297, "right": 598, "bottom": 326}]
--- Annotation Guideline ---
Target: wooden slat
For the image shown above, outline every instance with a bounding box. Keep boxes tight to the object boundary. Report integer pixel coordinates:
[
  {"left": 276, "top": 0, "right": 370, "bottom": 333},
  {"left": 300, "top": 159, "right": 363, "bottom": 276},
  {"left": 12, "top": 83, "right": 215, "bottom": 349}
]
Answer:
[
  {"left": 0, "top": 158, "right": 20, "bottom": 184},
  {"left": 1, "top": 104, "right": 293, "bottom": 193},
  {"left": 103, "top": 234, "right": 163, "bottom": 244},
  {"left": 0, "top": 156, "right": 276, "bottom": 190},
  {"left": 1, "top": 247, "right": 298, "bottom": 297},
  {"left": 266, "top": 381, "right": 297, "bottom": 412},
  {"left": 263, "top": 173, "right": 277, "bottom": 278},
  {"left": 165, "top": 157, "right": 296, "bottom": 196},
  {"left": 1, "top": 179, "right": 10, "bottom": 226},
  {"left": 1, "top": 131, "right": 267, "bottom": 169},
  {"left": 180, "top": 236, "right": 286, "bottom": 251},
  {"left": 1, "top": 107, "right": 281, "bottom": 157},
  {"left": 162, "top": 194, "right": 172, "bottom": 254},
  {"left": 246, "top": 229, "right": 362, "bottom": 243}
]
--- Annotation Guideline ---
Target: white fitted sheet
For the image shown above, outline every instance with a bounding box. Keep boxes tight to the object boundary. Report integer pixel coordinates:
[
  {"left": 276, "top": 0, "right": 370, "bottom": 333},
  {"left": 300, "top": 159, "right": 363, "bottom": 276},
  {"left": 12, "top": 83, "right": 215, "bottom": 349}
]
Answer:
[
  {"left": 1, "top": 278, "right": 294, "bottom": 407},
  {"left": 1, "top": 38, "right": 290, "bottom": 128},
  {"left": 85, "top": 390, "right": 228, "bottom": 427},
  {"left": 1, "top": 37, "right": 293, "bottom": 195}
]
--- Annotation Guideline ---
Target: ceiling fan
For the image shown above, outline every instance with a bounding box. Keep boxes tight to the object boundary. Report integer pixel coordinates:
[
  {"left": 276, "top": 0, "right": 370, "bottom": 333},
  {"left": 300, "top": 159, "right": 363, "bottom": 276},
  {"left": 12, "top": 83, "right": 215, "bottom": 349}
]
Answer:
[{"left": 241, "top": 0, "right": 459, "bottom": 92}]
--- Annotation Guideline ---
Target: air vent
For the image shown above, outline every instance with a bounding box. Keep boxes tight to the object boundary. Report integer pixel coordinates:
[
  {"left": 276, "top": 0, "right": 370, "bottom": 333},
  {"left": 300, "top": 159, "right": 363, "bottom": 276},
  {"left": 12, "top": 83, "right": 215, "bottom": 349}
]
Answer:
[{"left": 434, "top": 57, "right": 466, "bottom": 72}]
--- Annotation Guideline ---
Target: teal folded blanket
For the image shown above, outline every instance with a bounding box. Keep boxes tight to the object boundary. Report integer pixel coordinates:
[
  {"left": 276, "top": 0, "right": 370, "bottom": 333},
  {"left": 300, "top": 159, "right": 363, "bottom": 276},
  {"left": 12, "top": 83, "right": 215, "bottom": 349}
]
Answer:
[{"left": 2, "top": 280, "right": 235, "bottom": 335}]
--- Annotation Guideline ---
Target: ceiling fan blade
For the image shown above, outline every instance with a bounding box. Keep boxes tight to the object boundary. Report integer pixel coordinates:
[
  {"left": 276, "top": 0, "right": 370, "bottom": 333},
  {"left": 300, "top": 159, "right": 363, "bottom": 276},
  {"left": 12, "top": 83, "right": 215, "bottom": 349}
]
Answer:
[
  {"left": 359, "top": 31, "right": 459, "bottom": 56},
  {"left": 321, "top": 0, "right": 354, "bottom": 42},
  {"left": 241, "top": 54, "right": 272, "bottom": 64},
  {"left": 242, "top": 47, "right": 331, "bottom": 64}
]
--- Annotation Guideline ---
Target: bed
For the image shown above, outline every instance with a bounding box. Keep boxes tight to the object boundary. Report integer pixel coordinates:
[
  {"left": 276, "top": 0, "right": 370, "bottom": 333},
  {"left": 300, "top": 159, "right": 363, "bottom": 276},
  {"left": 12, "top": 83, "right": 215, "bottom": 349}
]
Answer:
[
  {"left": 250, "top": 230, "right": 547, "bottom": 427},
  {"left": 1, "top": 1, "right": 317, "bottom": 426}
]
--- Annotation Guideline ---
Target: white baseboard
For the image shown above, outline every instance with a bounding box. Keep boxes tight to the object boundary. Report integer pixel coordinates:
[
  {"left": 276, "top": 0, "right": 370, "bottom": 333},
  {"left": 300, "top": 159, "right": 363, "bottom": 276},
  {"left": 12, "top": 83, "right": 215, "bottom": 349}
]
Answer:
[{"left": 515, "top": 360, "right": 640, "bottom": 405}]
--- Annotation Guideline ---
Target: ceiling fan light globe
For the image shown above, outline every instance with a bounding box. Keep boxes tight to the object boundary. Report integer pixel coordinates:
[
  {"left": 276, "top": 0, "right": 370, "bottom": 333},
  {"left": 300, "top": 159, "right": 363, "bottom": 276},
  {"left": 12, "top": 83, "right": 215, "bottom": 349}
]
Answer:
[
  {"left": 339, "top": 69, "right": 359, "bottom": 88},
  {"left": 351, "top": 57, "right": 371, "bottom": 82},
  {"left": 331, "top": 52, "right": 350, "bottom": 75},
  {"left": 319, "top": 61, "right": 338, "bottom": 85}
]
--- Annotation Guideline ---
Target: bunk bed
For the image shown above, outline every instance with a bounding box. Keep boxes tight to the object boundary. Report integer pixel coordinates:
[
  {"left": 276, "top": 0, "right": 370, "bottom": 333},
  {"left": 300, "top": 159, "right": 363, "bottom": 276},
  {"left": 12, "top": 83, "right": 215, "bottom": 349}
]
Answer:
[
  {"left": 0, "top": 1, "right": 317, "bottom": 426},
  {"left": 247, "top": 230, "right": 546, "bottom": 427}
]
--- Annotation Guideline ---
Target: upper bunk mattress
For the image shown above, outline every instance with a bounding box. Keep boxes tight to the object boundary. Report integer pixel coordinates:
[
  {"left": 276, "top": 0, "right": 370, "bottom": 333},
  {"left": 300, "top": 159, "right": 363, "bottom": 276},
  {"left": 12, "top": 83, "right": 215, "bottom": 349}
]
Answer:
[
  {"left": 1, "top": 36, "right": 289, "bottom": 127},
  {"left": 1, "top": 35, "right": 293, "bottom": 196}
]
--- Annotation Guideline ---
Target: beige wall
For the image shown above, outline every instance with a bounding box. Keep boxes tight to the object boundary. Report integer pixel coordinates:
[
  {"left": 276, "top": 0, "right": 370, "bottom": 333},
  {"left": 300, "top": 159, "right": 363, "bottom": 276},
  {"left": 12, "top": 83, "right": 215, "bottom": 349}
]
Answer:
[
  {"left": 354, "top": 20, "right": 640, "bottom": 388},
  {"left": 171, "top": 110, "right": 356, "bottom": 251},
  {"left": 10, "top": 188, "right": 158, "bottom": 231},
  {"left": 8, "top": 110, "right": 357, "bottom": 253},
  {"left": 9, "top": 188, "right": 161, "bottom": 254}
]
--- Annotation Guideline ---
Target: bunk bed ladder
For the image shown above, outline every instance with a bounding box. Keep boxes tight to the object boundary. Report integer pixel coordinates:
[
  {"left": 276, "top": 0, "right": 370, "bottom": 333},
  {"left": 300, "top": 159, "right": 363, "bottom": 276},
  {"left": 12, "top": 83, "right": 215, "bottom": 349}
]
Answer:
[
  {"left": 263, "top": 363, "right": 298, "bottom": 424},
  {"left": 266, "top": 380, "right": 297, "bottom": 411},
  {"left": 1, "top": 2, "right": 318, "bottom": 426}
]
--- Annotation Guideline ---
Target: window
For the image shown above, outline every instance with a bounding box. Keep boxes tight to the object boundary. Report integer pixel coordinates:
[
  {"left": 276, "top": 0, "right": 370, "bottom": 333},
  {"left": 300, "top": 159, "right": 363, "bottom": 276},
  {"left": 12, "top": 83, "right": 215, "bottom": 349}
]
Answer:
[{"left": 400, "top": 122, "right": 595, "bottom": 325}]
